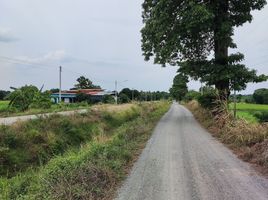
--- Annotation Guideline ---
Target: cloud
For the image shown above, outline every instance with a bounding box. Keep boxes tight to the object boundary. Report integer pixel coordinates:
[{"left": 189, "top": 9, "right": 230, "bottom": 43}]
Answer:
[
  {"left": 0, "top": 27, "right": 18, "bottom": 43},
  {"left": 17, "top": 50, "right": 70, "bottom": 64}
]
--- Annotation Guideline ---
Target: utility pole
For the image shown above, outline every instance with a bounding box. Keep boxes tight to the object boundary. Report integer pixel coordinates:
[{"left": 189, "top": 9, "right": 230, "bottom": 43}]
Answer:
[
  {"left": 234, "top": 89, "right": 237, "bottom": 119},
  {"left": 115, "top": 80, "right": 118, "bottom": 104},
  {"left": 59, "top": 66, "right": 62, "bottom": 103},
  {"left": 201, "top": 81, "right": 204, "bottom": 95},
  {"left": 132, "top": 88, "right": 134, "bottom": 102}
]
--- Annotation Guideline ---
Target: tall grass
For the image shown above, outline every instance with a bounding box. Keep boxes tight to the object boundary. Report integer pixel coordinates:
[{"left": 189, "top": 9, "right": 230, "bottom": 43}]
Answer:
[
  {"left": 187, "top": 101, "right": 268, "bottom": 173},
  {"left": 0, "top": 101, "right": 171, "bottom": 200}
]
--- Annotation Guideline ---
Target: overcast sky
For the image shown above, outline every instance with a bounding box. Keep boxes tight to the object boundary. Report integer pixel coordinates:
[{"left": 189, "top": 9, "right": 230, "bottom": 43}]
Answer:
[{"left": 0, "top": 0, "right": 267, "bottom": 94}]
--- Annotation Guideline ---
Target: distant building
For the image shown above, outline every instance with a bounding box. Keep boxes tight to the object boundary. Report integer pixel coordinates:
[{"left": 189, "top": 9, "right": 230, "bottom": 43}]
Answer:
[{"left": 51, "top": 89, "right": 115, "bottom": 103}]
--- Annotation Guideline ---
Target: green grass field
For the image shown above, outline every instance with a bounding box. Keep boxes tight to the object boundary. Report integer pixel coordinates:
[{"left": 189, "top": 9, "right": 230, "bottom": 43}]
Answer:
[
  {"left": 0, "top": 101, "right": 9, "bottom": 110},
  {"left": 229, "top": 103, "right": 268, "bottom": 123}
]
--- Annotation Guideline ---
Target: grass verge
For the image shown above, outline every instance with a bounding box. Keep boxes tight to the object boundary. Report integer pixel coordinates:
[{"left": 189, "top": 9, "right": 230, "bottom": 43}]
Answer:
[
  {"left": 0, "top": 101, "right": 170, "bottom": 200},
  {"left": 186, "top": 101, "right": 268, "bottom": 175},
  {"left": 0, "top": 102, "right": 91, "bottom": 118}
]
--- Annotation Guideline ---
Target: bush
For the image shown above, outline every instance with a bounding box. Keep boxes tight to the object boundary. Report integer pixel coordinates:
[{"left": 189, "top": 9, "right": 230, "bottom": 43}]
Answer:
[
  {"left": 197, "top": 92, "right": 218, "bottom": 109},
  {"left": 8, "top": 85, "right": 39, "bottom": 111},
  {"left": 184, "top": 90, "right": 201, "bottom": 102},
  {"left": 8, "top": 85, "right": 52, "bottom": 111},
  {"left": 31, "top": 91, "right": 52, "bottom": 109},
  {"left": 254, "top": 111, "right": 268, "bottom": 122},
  {"left": 102, "top": 95, "right": 115, "bottom": 104},
  {"left": 119, "top": 93, "right": 130, "bottom": 104},
  {"left": 76, "top": 93, "right": 91, "bottom": 103}
]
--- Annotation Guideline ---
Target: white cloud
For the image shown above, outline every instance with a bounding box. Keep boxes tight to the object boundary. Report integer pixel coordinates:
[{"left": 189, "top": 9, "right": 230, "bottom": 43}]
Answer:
[
  {"left": 17, "top": 50, "right": 69, "bottom": 64},
  {"left": 0, "top": 27, "right": 18, "bottom": 42}
]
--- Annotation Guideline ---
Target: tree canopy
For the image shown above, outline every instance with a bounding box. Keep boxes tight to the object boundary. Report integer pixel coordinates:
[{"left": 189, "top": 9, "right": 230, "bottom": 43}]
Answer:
[
  {"left": 169, "top": 73, "right": 188, "bottom": 101},
  {"left": 8, "top": 85, "right": 51, "bottom": 111},
  {"left": 74, "top": 76, "right": 101, "bottom": 89},
  {"left": 141, "top": 0, "right": 267, "bottom": 99},
  {"left": 253, "top": 88, "right": 268, "bottom": 104}
]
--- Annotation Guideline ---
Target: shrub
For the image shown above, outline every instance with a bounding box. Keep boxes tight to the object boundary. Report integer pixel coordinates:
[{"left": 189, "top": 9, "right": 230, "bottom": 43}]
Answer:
[
  {"left": 8, "top": 85, "right": 39, "bottom": 111},
  {"left": 254, "top": 111, "right": 268, "bottom": 123},
  {"left": 76, "top": 93, "right": 91, "bottom": 103},
  {"left": 102, "top": 95, "right": 115, "bottom": 104},
  {"left": 197, "top": 92, "right": 218, "bottom": 109},
  {"left": 119, "top": 93, "right": 130, "bottom": 104},
  {"left": 30, "top": 91, "right": 52, "bottom": 109},
  {"left": 184, "top": 90, "right": 201, "bottom": 102}
]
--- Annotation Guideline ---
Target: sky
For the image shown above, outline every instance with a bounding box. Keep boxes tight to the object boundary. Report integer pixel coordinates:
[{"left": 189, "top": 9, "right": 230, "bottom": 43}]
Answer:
[{"left": 0, "top": 0, "right": 267, "bottom": 94}]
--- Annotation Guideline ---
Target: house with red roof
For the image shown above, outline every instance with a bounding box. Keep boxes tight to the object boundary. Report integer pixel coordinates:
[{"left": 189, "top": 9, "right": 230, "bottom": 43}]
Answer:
[{"left": 51, "top": 89, "right": 115, "bottom": 103}]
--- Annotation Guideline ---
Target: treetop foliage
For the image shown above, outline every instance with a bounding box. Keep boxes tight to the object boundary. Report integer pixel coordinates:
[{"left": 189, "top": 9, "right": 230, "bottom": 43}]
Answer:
[
  {"left": 142, "top": 0, "right": 267, "bottom": 94},
  {"left": 142, "top": 0, "right": 266, "bottom": 64},
  {"left": 74, "top": 76, "right": 101, "bottom": 89},
  {"left": 169, "top": 73, "right": 188, "bottom": 101}
]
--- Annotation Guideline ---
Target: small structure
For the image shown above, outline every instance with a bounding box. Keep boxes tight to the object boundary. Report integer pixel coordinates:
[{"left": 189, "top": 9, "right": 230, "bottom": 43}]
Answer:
[{"left": 51, "top": 89, "right": 115, "bottom": 104}]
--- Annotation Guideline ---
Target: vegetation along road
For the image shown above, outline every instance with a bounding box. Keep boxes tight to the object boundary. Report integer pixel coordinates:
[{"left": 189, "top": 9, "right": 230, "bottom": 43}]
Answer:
[
  {"left": 0, "top": 109, "right": 88, "bottom": 125},
  {"left": 115, "top": 102, "right": 268, "bottom": 200}
]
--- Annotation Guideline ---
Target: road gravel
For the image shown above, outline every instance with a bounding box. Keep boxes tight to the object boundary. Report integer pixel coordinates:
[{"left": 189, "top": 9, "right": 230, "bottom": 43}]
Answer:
[{"left": 115, "top": 102, "right": 268, "bottom": 200}]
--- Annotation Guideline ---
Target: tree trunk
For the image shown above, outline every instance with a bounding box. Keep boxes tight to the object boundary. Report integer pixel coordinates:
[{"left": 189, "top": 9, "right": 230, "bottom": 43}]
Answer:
[{"left": 214, "top": 0, "right": 230, "bottom": 101}]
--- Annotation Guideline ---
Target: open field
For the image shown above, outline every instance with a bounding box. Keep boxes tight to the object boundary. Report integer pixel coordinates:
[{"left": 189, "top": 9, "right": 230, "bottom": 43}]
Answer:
[
  {"left": 229, "top": 103, "right": 268, "bottom": 123},
  {"left": 0, "top": 101, "right": 170, "bottom": 199},
  {"left": 0, "top": 101, "right": 9, "bottom": 110}
]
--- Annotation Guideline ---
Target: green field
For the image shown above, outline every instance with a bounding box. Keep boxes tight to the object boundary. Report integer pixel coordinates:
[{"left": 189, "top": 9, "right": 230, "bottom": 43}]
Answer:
[
  {"left": 229, "top": 103, "right": 268, "bottom": 123},
  {"left": 0, "top": 101, "right": 9, "bottom": 110}
]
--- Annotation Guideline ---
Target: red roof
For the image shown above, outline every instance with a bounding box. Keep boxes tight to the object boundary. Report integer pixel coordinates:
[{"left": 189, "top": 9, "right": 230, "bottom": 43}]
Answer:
[{"left": 63, "top": 89, "right": 104, "bottom": 95}]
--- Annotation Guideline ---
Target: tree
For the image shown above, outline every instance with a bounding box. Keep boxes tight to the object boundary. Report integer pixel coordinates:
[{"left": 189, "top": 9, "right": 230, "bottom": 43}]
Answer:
[
  {"left": 141, "top": 0, "right": 267, "bottom": 100},
  {"left": 8, "top": 85, "right": 52, "bottom": 111},
  {"left": 169, "top": 73, "right": 188, "bottom": 101},
  {"left": 8, "top": 85, "right": 39, "bottom": 111},
  {"left": 253, "top": 88, "right": 268, "bottom": 104},
  {"left": 0, "top": 90, "right": 10, "bottom": 100},
  {"left": 74, "top": 76, "right": 101, "bottom": 89},
  {"left": 49, "top": 88, "right": 59, "bottom": 93},
  {"left": 120, "top": 88, "right": 132, "bottom": 99}
]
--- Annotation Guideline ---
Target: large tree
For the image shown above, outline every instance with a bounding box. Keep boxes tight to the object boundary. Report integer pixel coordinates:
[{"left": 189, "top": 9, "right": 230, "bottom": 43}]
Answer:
[
  {"left": 74, "top": 76, "right": 101, "bottom": 89},
  {"left": 169, "top": 73, "right": 188, "bottom": 101},
  {"left": 141, "top": 0, "right": 267, "bottom": 99}
]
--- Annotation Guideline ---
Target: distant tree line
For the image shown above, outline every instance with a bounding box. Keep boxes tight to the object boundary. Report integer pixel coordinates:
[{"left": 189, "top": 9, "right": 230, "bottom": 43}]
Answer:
[
  {"left": 0, "top": 90, "right": 10, "bottom": 100},
  {"left": 119, "top": 88, "right": 170, "bottom": 103}
]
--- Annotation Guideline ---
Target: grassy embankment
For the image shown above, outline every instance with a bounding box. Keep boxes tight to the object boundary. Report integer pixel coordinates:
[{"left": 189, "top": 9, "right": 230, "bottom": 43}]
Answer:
[
  {"left": 229, "top": 103, "right": 268, "bottom": 123},
  {"left": 186, "top": 101, "right": 268, "bottom": 175},
  {"left": 0, "top": 101, "right": 170, "bottom": 200},
  {"left": 0, "top": 101, "right": 93, "bottom": 118}
]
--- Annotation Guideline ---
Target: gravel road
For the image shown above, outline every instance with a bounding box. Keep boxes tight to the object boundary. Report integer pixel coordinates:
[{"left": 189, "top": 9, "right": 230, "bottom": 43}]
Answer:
[{"left": 115, "top": 102, "right": 268, "bottom": 200}]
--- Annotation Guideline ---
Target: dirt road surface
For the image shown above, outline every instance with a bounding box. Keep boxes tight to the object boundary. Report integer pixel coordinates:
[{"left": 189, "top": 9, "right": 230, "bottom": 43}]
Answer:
[{"left": 115, "top": 102, "right": 268, "bottom": 200}]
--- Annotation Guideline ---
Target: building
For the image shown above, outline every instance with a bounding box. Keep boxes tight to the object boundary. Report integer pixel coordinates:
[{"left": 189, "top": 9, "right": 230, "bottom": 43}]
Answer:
[{"left": 51, "top": 89, "right": 115, "bottom": 103}]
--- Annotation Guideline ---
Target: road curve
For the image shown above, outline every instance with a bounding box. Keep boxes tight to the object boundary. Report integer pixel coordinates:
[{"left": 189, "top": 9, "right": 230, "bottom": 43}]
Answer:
[{"left": 115, "top": 102, "right": 268, "bottom": 200}]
